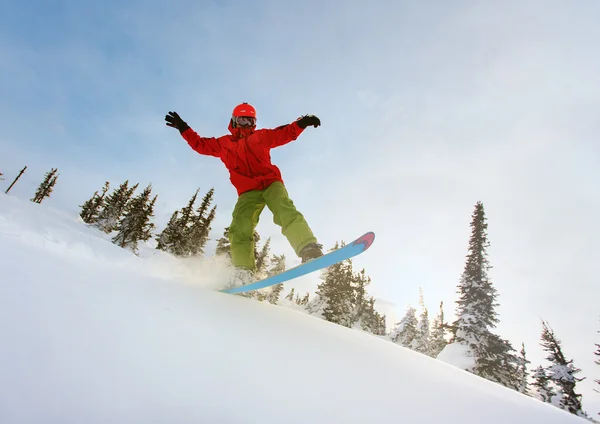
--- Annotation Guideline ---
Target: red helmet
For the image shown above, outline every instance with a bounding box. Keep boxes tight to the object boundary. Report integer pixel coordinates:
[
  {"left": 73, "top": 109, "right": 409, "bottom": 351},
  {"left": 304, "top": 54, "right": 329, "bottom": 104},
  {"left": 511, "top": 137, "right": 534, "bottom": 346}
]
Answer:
[
  {"left": 231, "top": 102, "right": 257, "bottom": 128},
  {"left": 232, "top": 102, "right": 256, "bottom": 118}
]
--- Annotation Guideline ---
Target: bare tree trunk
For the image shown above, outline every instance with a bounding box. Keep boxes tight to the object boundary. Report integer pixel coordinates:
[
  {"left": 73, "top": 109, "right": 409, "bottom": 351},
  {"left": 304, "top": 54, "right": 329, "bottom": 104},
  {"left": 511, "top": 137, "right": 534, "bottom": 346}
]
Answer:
[{"left": 5, "top": 166, "right": 27, "bottom": 194}]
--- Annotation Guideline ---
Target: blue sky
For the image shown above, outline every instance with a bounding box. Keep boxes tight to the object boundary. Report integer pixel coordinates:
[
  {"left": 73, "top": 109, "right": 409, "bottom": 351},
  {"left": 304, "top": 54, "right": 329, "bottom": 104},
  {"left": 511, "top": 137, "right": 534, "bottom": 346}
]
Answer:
[{"left": 2, "top": 0, "right": 600, "bottom": 414}]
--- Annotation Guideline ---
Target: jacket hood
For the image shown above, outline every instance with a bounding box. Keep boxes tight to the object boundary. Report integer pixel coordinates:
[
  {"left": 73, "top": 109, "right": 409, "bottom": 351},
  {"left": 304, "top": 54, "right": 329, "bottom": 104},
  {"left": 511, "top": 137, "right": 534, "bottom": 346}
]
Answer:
[{"left": 228, "top": 119, "right": 255, "bottom": 140}]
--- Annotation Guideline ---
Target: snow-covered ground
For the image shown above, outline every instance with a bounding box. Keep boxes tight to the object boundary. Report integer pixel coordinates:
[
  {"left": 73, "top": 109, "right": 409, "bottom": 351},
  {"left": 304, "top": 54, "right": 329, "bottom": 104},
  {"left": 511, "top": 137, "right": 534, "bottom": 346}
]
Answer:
[{"left": 0, "top": 192, "right": 586, "bottom": 423}]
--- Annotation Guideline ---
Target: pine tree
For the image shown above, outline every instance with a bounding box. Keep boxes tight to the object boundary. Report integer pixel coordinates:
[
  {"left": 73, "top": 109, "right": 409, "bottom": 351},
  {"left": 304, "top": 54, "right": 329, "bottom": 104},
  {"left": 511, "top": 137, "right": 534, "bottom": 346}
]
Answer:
[
  {"left": 94, "top": 180, "right": 138, "bottom": 233},
  {"left": 156, "top": 189, "right": 199, "bottom": 256},
  {"left": 299, "top": 292, "right": 310, "bottom": 306},
  {"left": 306, "top": 242, "right": 355, "bottom": 327},
  {"left": 356, "top": 296, "right": 387, "bottom": 336},
  {"left": 539, "top": 320, "right": 586, "bottom": 417},
  {"left": 0, "top": 171, "right": 4, "bottom": 180},
  {"left": 112, "top": 184, "right": 157, "bottom": 254},
  {"left": 155, "top": 211, "right": 183, "bottom": 254},
  {"left": 390, "top": 306, "right": 418, "bottom": 347},
  {"left": 266, "top": 254, "right": 286, "bottom": 305},
  {"left": 428, "top": 301, "right": 448, "bottom": 358},
  {"left": 186, "top": 189, "right": 216, "bottom": 256},
  {"left": 448, "top": 201, "right": 519, "bottom": 389},
  {"left": 31, "top": 168, "right": 58, "bottom": 204},
  {"left": 285, "top": 288, "right": 295, "bottom": 302},
  {"left": 532, "top": 365, "right": 555, "bottom": 403},
  {"left": 351, "top": 268, "right": 377, "bottom": 333},
  {"left": 79, "top": 182, "right": 110, "bottom": 224},
  {"left": 411, "top": 288, "right": 430, "bottom": 354},
  {"left": 215, "top": 227, "right": 231, "bottom": 257},
  {"left": 516, "top": 343, "right": 531, "bottom": 395},
  {"left": 254, "top": 237, "right": 271, "bottom": 278}
]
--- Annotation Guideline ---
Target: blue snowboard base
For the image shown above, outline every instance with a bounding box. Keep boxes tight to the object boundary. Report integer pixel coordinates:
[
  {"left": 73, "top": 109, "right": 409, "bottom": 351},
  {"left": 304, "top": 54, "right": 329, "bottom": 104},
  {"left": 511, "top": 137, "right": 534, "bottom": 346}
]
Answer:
[{"left": 220, "top": 231, "right": 375, "bottom": 294}]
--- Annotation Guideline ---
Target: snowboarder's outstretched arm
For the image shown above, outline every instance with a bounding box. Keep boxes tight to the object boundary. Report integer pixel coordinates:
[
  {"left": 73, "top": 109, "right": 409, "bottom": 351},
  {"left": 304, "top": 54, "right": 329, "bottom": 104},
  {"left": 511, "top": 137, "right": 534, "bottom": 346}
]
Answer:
[
  {"left": 258, "top": 115, "right": 321, "bottom": 149},
  {"left": 165, "top": 111, "right": 222, "bottom": 157}
]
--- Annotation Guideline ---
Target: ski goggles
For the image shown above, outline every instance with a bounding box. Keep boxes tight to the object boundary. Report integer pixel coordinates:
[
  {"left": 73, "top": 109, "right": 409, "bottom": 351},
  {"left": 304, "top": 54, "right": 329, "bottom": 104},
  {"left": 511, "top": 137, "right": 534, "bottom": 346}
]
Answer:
[{"left": 233, "top": 116, "right": 256, "bottom": 127}]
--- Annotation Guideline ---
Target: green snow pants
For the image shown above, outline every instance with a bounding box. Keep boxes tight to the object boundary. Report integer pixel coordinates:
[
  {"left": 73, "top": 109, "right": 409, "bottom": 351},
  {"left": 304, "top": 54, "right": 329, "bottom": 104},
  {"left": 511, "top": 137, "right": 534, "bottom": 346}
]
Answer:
[{"left": 228, "top": 181, "right": 317, "bottom": 270}]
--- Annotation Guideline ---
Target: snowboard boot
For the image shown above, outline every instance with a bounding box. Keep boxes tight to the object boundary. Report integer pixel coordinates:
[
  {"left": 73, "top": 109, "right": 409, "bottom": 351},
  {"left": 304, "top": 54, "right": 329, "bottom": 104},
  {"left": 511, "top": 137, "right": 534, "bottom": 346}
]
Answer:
[{"left": 299, "top": 243, "right": 324, "bottom": 263}]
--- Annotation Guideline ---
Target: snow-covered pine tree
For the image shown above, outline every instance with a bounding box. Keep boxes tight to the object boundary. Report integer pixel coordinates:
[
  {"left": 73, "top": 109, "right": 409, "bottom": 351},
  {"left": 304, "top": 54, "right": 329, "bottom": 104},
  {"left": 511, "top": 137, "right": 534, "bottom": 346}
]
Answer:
[
  {"left": 112, "top": 184, "right": 157, "bottom": 254},
  {"left": 186, "top": 189, "right": 216, "bottom": 256},
  {"left": 285, "top": 287, "right": 295, "bottom": 302},
  {"left": 155, "top": 211, "right": 182, "bottom": 254},
  {"left": 532, "top": 365, "right": 555, "bottom": 403},
  {"left": 390, "top": 306, "right": 418, "bottom": 347},
  {"left": 352, "top": 268, "right": 373, "bottom": 331},
  {"left": 156, "top": 189, "right": 199, "bottom": 256},
  {"left": 428, "top": 301, "right": 448, "bottom": 358},
  {"left": 516, "top": 343, "right": 531, "bottom": 395},
  {"left": 411, "top": 288, "right": 430, "bottom": 354},
  {"left": 30, "top": 168, "right": 58, "bottom": 204},
  {"left": 356, "top": 296, "right": 386, "bottom": 336},
  {"left": 266, "top": 254, "right": 286, "bottom": 305},
  {"left": 306, "top": 242, "right": 355, "bottom": 327},
  {"left": 299, "top": 292, "right": 310, "bottom": 306},
  {"left": 539, "top": 320, "right": 586, "bottom": 417},
  {"left": 79, "top": 182, "right": 110, "bottom": 224},
  {"left": 94, "top": 180, "right": 138, "bottom": 233},
  {"left": 215, "top": 227, "right": 231, "bottom": 257},
  {"left": 446, "top": 201, "right": 519, "bottom": 389},
  {"left": 254, "top": 237, "right": 271, "bottom": 279}
]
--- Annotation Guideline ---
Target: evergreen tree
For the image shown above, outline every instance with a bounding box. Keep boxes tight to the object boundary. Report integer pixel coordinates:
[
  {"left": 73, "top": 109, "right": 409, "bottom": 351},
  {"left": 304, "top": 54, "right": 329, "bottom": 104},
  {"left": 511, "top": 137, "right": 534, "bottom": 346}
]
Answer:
[
  {"left": 532, "top": 365, "right": 555, "bottom": 403},
  {"left": 451, "top": 201, "right": 499, "bottom": 342},
  {"left": 215, "top": 227, "right": 231, "bottom": 257},
  {"left": 428, "top": 301, "right": 448, "bottom": 358},
  {"left": 79, "top": 182, "right": 110, "bottom": 224},
  {"left": 390, "top": 306, "right": 418, "bottom": 347},
  {"left": 187, "top": 205, "right": 216, "bottom": 256},
  {"left": 95, "top": 180, "right": 138, "bottom": 233},
  {"left": 156, "top": 189, "right": 199, "bottom": 256},
  {"left": 516, "top": 343, "right": 531, "bottom": 395},
  {"left": 0, "top": 171, "right": 4, "bottom": 180},
  {"left": 539, "top": 320, "right": 586, "bottom": 417},
  {"left": 254, "top": 237, "right": 271, "bottom": 278},
  {"left": 266, "top": 254, "right": 286, "bottom": 305},
  {"left": 306, "top": 242, "right": 355, "bottom": 327},
  {"left": 448, "top": 201, "right": 519, "bottom": 389},
  {"left": 186, "top": 189, "right": 216, "bottom": 256},
  {"left": 31, "top": 168, "right": 58, "bottom": 204},
  {"left": 299, "top": 292, "right": 310, "bottom": 306},
  {"left": 411, "top": 288, "right": 430, "bottom": 354},
  {"left": 112, "top": 184, "right": 157, "bottom": 254},
  {"left": 155, "top": 211, "right": 183, "bottom": 254},
  {"left": 285, "top": 288, "right": 295, "bottom": 302},
  {"left": 351, "top": 268, "right": 378, "bottom": 333},
  {"left": 356, "top": 296, "right": 387, "bottom": 336}
]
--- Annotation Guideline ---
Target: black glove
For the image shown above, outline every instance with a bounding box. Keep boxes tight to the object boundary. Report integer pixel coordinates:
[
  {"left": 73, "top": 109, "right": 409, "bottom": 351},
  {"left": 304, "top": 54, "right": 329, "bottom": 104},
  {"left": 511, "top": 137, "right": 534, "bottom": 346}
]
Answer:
[
  {"left": 296, "top": 114, "right": 321, "bottom": 129},
  {"left": 165, "top": 111, "right": 190, "bottom": 133}
]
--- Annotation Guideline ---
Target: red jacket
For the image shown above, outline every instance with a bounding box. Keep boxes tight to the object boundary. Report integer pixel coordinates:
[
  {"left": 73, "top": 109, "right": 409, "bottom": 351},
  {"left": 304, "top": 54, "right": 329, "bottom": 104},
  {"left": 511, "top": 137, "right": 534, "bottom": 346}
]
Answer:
[{"left": 181, "top": 120, "right": 305, "bottom": 195}]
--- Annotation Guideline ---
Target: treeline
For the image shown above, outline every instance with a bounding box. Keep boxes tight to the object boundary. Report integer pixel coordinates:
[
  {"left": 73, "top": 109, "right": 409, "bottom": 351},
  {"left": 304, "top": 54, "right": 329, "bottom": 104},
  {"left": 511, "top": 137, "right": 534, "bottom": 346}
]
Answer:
[{"left": 387, "top": 201, "right": 598, "bottom": 421}]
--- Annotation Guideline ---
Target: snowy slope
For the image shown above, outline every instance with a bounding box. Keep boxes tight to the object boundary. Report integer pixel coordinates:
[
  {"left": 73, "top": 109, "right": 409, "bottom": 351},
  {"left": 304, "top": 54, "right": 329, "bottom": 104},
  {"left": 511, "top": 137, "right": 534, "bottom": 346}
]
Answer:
[{"left": 0, "top": 193, "right": 586, "bottom": 423}]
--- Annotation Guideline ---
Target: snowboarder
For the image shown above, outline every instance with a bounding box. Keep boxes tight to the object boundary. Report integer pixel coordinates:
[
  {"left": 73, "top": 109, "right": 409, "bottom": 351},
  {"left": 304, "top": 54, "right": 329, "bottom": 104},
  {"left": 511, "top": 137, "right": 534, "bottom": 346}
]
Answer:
[{"left": 165, "top": 103, "right": 324, "bottom": 285}]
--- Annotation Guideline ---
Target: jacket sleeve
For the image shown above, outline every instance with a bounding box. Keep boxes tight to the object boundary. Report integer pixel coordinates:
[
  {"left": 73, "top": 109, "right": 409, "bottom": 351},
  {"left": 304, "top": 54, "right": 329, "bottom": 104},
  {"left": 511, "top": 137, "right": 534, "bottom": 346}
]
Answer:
[
  {"left": 257, "top": 121, "right": 305, "bottom": 149},
  {"left": 181, "top": 128, "right": 222, "bottom": 157}
]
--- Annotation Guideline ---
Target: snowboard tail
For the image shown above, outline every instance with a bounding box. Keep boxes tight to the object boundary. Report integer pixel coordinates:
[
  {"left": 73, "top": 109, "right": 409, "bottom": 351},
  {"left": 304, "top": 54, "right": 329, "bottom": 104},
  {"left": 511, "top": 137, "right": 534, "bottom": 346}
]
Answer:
[{"left": 220, "top": 231, "right": 375, "bottom": 294}]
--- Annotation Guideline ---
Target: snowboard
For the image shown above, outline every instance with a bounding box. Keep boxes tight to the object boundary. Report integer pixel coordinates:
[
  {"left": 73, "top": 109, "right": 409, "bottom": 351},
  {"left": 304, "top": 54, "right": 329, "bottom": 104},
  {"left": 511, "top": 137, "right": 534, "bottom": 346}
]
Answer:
[{"left": 220, "top": 231, "right": 375, "bottom": 294}]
